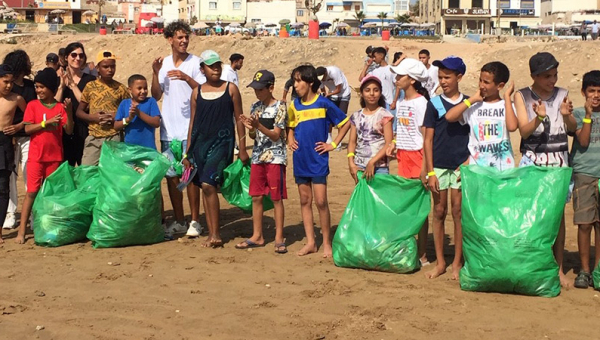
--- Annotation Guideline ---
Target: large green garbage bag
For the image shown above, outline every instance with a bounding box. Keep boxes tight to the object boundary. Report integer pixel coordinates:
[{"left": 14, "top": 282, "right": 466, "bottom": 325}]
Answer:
[
  {"left": 221, "top": 159, "right": 274, "bottom": 213},
  {"left": 460, "top": 165, "right": 572, "bottom": 297},
  {"left": 87, "top": 142, "right": 170, "bottom": 248},
  {"left": 594, "top": 264, "right": 600, "bottom": 290},
  {"left": 333, "top": 174, "right": 431, "bottom": 273},
  {"left": 33, "top": 163, "right": 100, "bottom": 247}
]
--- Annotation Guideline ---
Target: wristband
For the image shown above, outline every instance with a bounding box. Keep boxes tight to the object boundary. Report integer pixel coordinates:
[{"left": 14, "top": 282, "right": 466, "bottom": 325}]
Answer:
[
  {"left": 537, "top": 115, "right": 545, "bottom": 121},
  {"left": 40, "top": 120, "right": 46, "bottom": 129},
  {"left": 331, "top": 141, "right": 337, "bottom": 149},
  {"left": 182, "top": 153, "right": 187, "bottom": 159},
  {"left": 583, "top": 118, "right": 592, "bottom": 124},
  {"left": 347, "top": 152, "right": 355, "bottom": 158},
  {"left": 427, "top": 171, "right": 436, "bottom": 177},
  {"left": 463, "top": 99, "right": 472, "bottom": 108},
  {"left": 123, "top": 118, "right": 128, "bottom": 126},
  {"left": 391, "top": 139, "right": 396, "bottom": 145}
]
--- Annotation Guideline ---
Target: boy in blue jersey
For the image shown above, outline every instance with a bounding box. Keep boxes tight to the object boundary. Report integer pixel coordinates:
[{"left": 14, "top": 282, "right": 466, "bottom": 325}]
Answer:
[
  {"left": 114, "top": 74, "right": 161, "bottom": 149},
  {"left": 288, "top": 64, "right": 351, "bottom": 257}
]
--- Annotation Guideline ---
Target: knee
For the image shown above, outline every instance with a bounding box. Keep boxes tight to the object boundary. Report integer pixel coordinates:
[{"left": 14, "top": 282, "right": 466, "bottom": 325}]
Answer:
[
  {"left": 201, "top": 183, "right": 217, "bottom": 195},
  {"left": 299, "top": 193, "right": 311, "bottom": 206},
  {"left": 579, "top": 224, "right": 593, "bottom": 233},
  {"left": 451, "top": 205, "right": 462, "bottom": 219},
  {"left": 315, "top": 197, "right": 328, "bottom": 211},
  {"left": 433, "top": 204, "right": 447, "bottom": 219},
  {"left": 251, "top": 196, "right": 263, "bottom": 204}
]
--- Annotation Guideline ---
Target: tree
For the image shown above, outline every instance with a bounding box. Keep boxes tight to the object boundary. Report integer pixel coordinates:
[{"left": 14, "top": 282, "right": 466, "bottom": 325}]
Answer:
[
  {"left": 395, "top": 13, "right": 412, "bottom": 24},
  {"left": 410, "top": 0, "right": 420, "bottom": 17},
  {"left": 97, "top": 0, "right": 105, "bottom": 22},
  {"left": 305, "top": 0, "right": 324, "bottom": 20},
  {"left": 354, "top": 10, "right": 366, "bottom": 26},
  {"left": 377, "top": 11, "right": 387, "bottom": 29},
  {"left": 190, "top": 16, "right": 198, "bottom": 26}
]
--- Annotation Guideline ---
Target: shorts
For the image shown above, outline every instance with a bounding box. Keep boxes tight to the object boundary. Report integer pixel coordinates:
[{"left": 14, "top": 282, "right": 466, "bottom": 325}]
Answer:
[
  {"left": 81, "top": 134, "right": 121, "bottom": 166},
  {"left": 249, "top": 163, "right": 287, "bottom": 201},
  {"left": 519, "top": 154, "right": 573, "bottom": 203},
  {"left": 161, "top": 140, "right": 188, "bottom": 178},
  {"left": 27, "top": 161, "right": 60, "bottom": 193},
  {"left": 397, "top": 149, "right": 423, "bottom": 179},
  {"left": 434, "top": 167, "right": 461, "bottom": 190},
  {"left": 295, "top": 175, "right": 327, "bottom": 185},
  {"left": 572, "top": 173, "right": 600, "bottom": 225}
]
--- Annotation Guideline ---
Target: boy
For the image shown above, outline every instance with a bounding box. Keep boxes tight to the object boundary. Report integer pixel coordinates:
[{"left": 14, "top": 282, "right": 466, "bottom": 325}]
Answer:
[
  {"left": 236, "top": 70, "right": 288, "bottom": 254},
  {"left": 423, "top": 56, "right": 470, "bottom": 279},
  {"left": 114, "top": 74, "right": 161, "bottom": 149},
  {"left": 514, "top": 52, "right": 576, "bottom": 288},
  {"left": 15, "top": 68, "right": 73, "bottom": 244},
  {"left": 569, "top": 71, "right": 600, "bottom": 288},
  {"left": 220, "top": 53, "right": 244, "bottom": 87},
  {"left": 287, "top": 65, "right": 351, "bottom": 257},
  {"left": 445, "top": 61, "right": 518, "bottom": 170},
  {"left": 359, "top": 47, "right": 395, "bottom": 111},
  {"left": 76, "top": 50, "right": 130, "bottom": 166},
  {"left": 281, "top": 74, "right": 299, "bottom": 104},
  {"left": 0, "top": 64, "right": 26, "bottom": 243},
  {"left": 316, "top": 66, "right": 351, "bottom": 114},
  {"left": 45, "top": 53, "right": 60, "bottom": 72},
  {"left": 419, "top": 49, "right": 439, "bottom": 98}
]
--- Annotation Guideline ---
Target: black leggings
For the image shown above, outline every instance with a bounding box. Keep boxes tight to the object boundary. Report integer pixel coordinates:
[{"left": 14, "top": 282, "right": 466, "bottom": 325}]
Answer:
[{"left": 0, "top": 169, "right": 11, "bottom": 227}]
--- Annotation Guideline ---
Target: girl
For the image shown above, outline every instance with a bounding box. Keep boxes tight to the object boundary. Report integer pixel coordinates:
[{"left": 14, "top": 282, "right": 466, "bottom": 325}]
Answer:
[
  {"left": 386, "top": 58, "right": 431, "bottom": 266},
  {"left": 182, "top": 50, "right": 249, "bottom": 248},
  {"left": 347, "top": 75, "right": 394, "bottom": 183}
]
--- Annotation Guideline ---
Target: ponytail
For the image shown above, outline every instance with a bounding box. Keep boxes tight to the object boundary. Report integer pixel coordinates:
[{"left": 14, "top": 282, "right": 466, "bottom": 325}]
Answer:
[{"left": 413, "top": 81, "right": 430, "bottom": 101}]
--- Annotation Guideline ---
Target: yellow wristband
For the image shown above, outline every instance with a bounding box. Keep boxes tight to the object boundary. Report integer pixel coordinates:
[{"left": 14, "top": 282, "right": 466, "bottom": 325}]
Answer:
[
  {"left": 392, "top": 139, "right": 396, "bottom": 144},
  {"left": 583, "top": 118, "right": 592, "bottom": 124},
  {"left": 123, "top": 118, "right": 128, "bottom": 126},
  {"left": 347, "top": 152, "right": 355, "bottom": 158},
  {"left": 40, "top": 120, "right": 46, "bottom": 128},
  {"left": 537, "top": 115, "right": 545, "bottom": 121},
  {"left": 427, "top": 171, "right": 436, "bottom": 177},
  {"left": 463, "top": 99, "right": 472, "bottom": 108},
  {"left": 182, "top": 153, "right": 187, "bottom": 159},
  {"left": 331, "top": 141, "right": 337, "bottom": 149}
]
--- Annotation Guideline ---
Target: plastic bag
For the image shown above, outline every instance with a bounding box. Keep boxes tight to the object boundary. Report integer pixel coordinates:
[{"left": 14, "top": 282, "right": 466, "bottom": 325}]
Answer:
[
  {"left": 33, "top": 163, "right": 100, "bottom": 247},
  {"left": 169, "top": 139, "right": 183, "bottom": 177},
  {"left": 333, "top": 174, "right": 431, "bottom": 273},
  {"left": 87, "top": 142, "right": 170, "bottom": 248},
  {"left": 594, "top": 264, "right": 600, "bottom": 290},
  {"left": 460, "top": 165, "right": 572, "bottom": 297},
  {"left": 221, "top": 159, "right": 274, "bottom": 213}
]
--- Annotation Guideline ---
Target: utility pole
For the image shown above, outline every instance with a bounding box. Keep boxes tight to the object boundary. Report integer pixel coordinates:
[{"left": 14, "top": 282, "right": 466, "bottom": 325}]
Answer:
[{"left": 496, "top": 0, "right": 501, "bottom": 35}]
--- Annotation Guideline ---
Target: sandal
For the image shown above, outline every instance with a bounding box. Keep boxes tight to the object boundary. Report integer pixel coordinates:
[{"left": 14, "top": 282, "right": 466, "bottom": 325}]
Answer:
[
  {"left": 274, "top": 242, "right": 288, "bottom": 254},
  {"left": 574, "top": 271, "right": 592, "bottom": 289},
  {"left": 235, "top": 239, "right": 265, "bottom": 249}
]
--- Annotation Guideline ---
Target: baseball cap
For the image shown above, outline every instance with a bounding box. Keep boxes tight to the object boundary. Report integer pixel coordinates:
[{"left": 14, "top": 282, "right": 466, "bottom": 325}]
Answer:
[
  {"left": 46, "top": 53, "right": 59, "bottom": 63},
  {"left": 199, "top": 50, "right": 222, "bottom": 66},
  {"left": 0, "top": 64, "right": 13, "bottom": 77},
  {"left": 529, "top": 52, "right": 559, "bottom": 76},
  {"left": 247, "top": 70, "right": 275, "bottom": 89},
  {"left": 433, "top": 56, "right": 466, "bottom": 75},
  {"left": 96, "top": 50, "right": 117, "bottom": 64},
  {"left": 359, "top": 75, "right": 382, "bottom": 90},
  {"left": 390, "top": 58, "right": 429, "bottom": 83}
]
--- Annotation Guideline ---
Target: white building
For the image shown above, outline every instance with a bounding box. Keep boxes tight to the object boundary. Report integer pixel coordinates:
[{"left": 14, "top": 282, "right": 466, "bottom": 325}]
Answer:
[
  {"left": 541, "top": 0, "right": 600, "bottom": 24},
  {"left": 489, "top": 0, "right": 541, "bottom": 29},
  {"left": 315, "top": 0, "right": 396, "bottom": 26},
  {"left": 246, "top": 0, "right": 296, "bottom": 24}
]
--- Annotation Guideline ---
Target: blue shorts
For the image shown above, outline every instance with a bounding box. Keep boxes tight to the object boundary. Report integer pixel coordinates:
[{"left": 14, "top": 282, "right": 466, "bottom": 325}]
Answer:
[
  {"left": 161, "top": 140, "right": 188, "bottom": 178},
  {"left": 295, "top": 176, "right": 327, "bottom": 185},
  {"left": 357, "top": 167, "right": 390, "bottom": 175}
]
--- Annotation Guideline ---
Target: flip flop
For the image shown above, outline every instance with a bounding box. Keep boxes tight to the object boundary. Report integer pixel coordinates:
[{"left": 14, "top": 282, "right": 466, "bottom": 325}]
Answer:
[
  {"left": 274, "top": 242, "right": 288, "bottom": 254},
  {"left": 235, "top": 239, "right": 265, "bottom": 249}
]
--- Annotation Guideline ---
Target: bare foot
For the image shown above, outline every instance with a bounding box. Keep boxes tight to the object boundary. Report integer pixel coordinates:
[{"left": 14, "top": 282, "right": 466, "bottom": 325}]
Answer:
[
  {"left": 15, "top": 233, "right": 25, "bottom": 244},
  {"left": 322, "top": 244, "right": 333, "bottom": 258},
  {"left": 451, "top": 263, "right": 463, "bottom": 280},
  {"left": 560, "top": 272, "right": 571, "bottom": 289},
  {"left": 201, "top": 237, "right": 223, "bottom": 248},
  {"left": 0, "top": 236, "right": 4, "bottom": 244},
  {"left": 425, "top": 264, "right": 446, "bottom": 279},
  {"left": 297, "top": 243, "right": 318, "bottom": 256}
]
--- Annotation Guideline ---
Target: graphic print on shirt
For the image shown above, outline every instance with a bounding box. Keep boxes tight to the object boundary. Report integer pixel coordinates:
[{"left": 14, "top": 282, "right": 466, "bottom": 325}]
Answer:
[{"left": 468, "top": 103, "right": 514, "bottom": 169}]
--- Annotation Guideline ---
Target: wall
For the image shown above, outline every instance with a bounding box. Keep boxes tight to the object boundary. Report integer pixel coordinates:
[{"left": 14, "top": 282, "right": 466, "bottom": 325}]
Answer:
[
  {"left": 490, "top": 0, "right": 541, "bottom": 28},
  {"left": 546, "top": 0, "right": 598, "bottom": 12},
  {"left": 198, "top": 0, "right": 247, "bottom": 22},
  {"left": 246, "top": 0, "right": 295, "bottom": 24}
]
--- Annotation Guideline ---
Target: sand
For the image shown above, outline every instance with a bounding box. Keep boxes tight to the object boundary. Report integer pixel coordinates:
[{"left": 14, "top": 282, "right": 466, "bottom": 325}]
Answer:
[{"left": 1, "top": 34, "right": 599, "bottom": 340}]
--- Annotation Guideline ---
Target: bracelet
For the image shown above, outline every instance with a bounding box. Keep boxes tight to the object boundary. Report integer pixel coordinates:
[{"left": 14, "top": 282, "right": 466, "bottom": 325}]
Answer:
[
  {"left": 537, "top": 115, "right": 545, "bottom": 121},
  {"left": 40, "top": 120, "right": 46, "bottom": 129},
  {"left": 583, "top": 118, "right": 592, "bottom": 124},
  {"left": 123, "top": 118, "right": 128, "bottom": 126},
  {"left": 347, "top": 152, "right": 355, "bottom": 158},
  {"left": 463, "top": 99, "right": 472, "bottom": 108},
  {"left": 331, "top": 141, "right": 337, "bottom": 149},
  {"left": 391, "top": 139, "right": 396, "bottom": 144},
  {"left": 182, "top": 153, "right": 187, "bottom": 159},
  {"left": 427, "top": 171, "right": 436, "bottom": 177}
]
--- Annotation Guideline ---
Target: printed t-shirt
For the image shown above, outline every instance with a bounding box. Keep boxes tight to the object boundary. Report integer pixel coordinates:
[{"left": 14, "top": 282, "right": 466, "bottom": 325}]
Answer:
[
  {"left": 571, "top": 107, "right": 600, "bottom": 177},
  {"left": 423, "top": 94, "right": 470, "bottom": 169},
  {"left": 115, "top": 98, "right": 161, "bottom": 150},
  {"left": 80, "top": 79, "right": 130, "bottom": 138},
  {"left": 288, "top": 95, "right": 348, "bottom": 177},
  {"left": 423, "top": 65, "right": 439, "bottom": 98},
  {"left": 220, "top": 64, "right": 239, "bottom": 87},
  {"left": 460, "top": 100, "right": 515, "bottom": 170},
  {"left": 369, "top": 65, "right": 395, "bottom": 106},
  {"left": 158, "top": 54, "right": 207, "bottom": 141},
  {"left": 350, "top": 107, "right": 393, "bottom": 169},
  {"left": 23, "top": 100, "right": 67, "bottom": 162},
  {"left": 396, "top": 95, "right": 429, "bottom": 151},
  {"left": 250, "top": 99, "right": 288, "bottom": 165},
  {"left": 321, "top": 66, "right": 351, "bottom": 100}
]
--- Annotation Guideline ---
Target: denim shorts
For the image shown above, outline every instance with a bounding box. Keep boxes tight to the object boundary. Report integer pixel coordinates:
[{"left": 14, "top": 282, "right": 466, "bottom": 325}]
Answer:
[{"left": 295, "top": 175, "right": 327, "bottom": 185}]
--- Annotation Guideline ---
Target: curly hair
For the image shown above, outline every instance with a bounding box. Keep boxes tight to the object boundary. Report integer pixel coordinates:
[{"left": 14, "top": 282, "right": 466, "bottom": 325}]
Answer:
[
  {"left": 164, "top": 20, "right": 192, "bottom": 38},
  {"left": 2, "top": 49, "right": 32, "bottom": 78}
]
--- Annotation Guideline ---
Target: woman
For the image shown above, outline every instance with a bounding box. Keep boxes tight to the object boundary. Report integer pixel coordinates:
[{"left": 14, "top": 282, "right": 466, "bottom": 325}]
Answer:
[{"left": 56, "top": 42, "right": 97, "bottom": 166}]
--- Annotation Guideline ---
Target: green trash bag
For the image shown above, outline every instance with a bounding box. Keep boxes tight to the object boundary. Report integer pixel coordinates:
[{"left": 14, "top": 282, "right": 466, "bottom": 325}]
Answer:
[
  {"left": 169, "top": 139, "right": 183, "bottom": 177},
  {"left": 460, "top": 165, "right": 572, "bottom": 297},
  {"left": 87, "top": 142, "right": 170, "bottom": 248},
  {"left": 332, "top": 174, "right": 431, "bottom": 273},
  {"left": 594, "top": 264, "right": 600, "bottom": 290},
  {"left": 33, "top": 163, "right": 100, "bottom": 247},
  {"left": 221, "top": 159, "right": 274, "bottom": 213}
]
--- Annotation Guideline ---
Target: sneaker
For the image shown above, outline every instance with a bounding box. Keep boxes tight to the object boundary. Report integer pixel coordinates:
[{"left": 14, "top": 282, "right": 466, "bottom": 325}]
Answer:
[
  {"left": 574, "top": 271, "right": 592, "bottom": 289},
  {"left": 166, "top": 221, "right": 187, "bottom": 236},
  {"left": 186, "top": 220, "right": 203, "bottom": 237},
  {"left": 2, "top": 212, "right": 16, "bottom": 229}
]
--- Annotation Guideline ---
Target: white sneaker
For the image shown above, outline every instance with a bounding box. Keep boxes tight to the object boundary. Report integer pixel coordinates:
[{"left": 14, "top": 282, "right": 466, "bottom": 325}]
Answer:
[
  {"left": 186, "top": 220, "right": 203, "bottom": 237},
  {"left": 2, "top": 212, "right": 16, "bottom": 229}
]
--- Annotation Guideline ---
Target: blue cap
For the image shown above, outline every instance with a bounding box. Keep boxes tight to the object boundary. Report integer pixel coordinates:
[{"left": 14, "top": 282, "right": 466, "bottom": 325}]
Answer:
[{"left": 433, "top": 56, "right": 466, "bottom": 75}]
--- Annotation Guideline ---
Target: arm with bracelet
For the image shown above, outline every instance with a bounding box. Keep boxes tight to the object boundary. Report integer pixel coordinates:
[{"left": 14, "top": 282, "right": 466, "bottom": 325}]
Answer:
[
  {"left": 576, "top": 98, "right": 595, "bottom": 147},
  {"left": 446, "top": 91, "right": 481, "bottom": 123},
  {"left": 347, "top": 120, "right": 359, "bottom": 184}
]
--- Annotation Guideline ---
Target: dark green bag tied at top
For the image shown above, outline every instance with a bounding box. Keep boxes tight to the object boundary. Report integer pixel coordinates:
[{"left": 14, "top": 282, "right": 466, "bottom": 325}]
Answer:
[
  {"left": 332, "top": 174, "right": 431, "bottom": 273},
  {"left": 33, "top": 163, "right": 100, "bottom": 247},
  {"left": 460, "top": 165, "right": 572, "bottom": 297},
  {"left": 87, "top": 142, "right": 170, "bottom": 248},
  {"left": 594, "top": 263, "right": 600, "bottom": 290},
  {"left": 221, "top": 159, "right": 274, "bottom": 213}
]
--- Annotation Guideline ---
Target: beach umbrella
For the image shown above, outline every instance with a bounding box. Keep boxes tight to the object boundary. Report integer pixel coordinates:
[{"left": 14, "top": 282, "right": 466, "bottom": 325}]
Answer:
[
  {"left": 244, "top": 22, "right": 256, "bottom": 28},
  {"left": 50, "top": 9, "right": 65, "bottom": 14},
  {"left": 193, "top": 21, "right": 208, "bottom": 29},
  {"left": 362, "top": 22, "right": 376, "bottom": 28},
  {"left": 230, "top": 22, "right": 241, "bottom": 27},
  {"left": 337, "top": 22, "right": 349, "bottom": 28},
  {"left": 319, "top": 22, "right": 331, "bottom": 28},
  {"left": 145, "top": 22, "right": 155, "bottom": 27},
  {"left": 83, "top": 10, "right": 95, "bottom": 16},
  {"left": 279, "top": 19, "right": 291, "bottom": 25},
  {"left": 291, "top": 22, "right": 304, "bottom": 28},
  {"left": 264, "top": 22, "right": 277, "bottom": 27},
  {"left": 151, "top": 17, "right": 164, "bottom": 23}
]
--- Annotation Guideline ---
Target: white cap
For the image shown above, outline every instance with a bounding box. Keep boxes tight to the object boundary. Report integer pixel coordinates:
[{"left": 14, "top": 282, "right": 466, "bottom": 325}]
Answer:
[{"left": 390, "top": 58, "right": 429, "bottom": 83}]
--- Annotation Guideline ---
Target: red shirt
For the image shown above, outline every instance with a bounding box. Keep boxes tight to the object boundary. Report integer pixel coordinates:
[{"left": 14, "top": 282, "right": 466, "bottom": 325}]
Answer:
[{"left": 23, "top": 100, "right": 67, "bottom": 163}]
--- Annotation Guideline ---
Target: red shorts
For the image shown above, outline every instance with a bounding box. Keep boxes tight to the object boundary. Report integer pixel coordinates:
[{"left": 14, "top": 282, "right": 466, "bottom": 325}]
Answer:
[
  {"left": 397, "top": 149, "right": 424, "bottom": 179},
  {"left": 249, "top": 163, "right": 287, "bottom": 201},
  {"left": 27, "top": 161, "right": 61, "bottom": 193}
]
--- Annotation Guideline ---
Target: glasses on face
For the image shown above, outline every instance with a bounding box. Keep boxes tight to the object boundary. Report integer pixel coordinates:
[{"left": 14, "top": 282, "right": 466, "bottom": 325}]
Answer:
[{"left": 70, "top": 52, "right": 85, "bottom": 59}]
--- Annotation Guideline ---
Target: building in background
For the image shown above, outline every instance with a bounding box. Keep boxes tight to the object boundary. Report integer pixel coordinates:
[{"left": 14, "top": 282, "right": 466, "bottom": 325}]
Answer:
[
  {"left": 196, "top": 0, "right": 247, "bottom": 23},
  {"left": 420, "top": 0, "right": 492, "bottom": 35},
  {"left": 247, "top": 0, "right": 295, "bottom": 25},
  {"left": 541, "top": 0, "right": 600, "bottom": 24},
  {"left": 315, "top": 0, "right": 395, "bottom": 26},
  {"left": 489, "top": 0, "right": 541, "bottom": 30}
]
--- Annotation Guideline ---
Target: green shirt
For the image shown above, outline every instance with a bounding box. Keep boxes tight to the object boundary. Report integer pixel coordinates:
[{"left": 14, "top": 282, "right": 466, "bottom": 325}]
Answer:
[{"left": 571, "top": 107, "right": 600, "bottom": 178}]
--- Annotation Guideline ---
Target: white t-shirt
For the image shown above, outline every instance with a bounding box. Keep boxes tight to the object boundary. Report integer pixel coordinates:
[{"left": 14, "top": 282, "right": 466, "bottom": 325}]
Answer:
[
  {"left": 322, "top": 66, "right": 351, "bottom": 99},
  {"left": 593, "top": 23, "right": 599, "bottom": 33},
  {"left": 158, "top": 54, "right": 207, "bottom": 141},
  {"left": 221, "top": 64, "right": 239, "bottom": 87},
  {"left": 395, "top": 95, "right": 429, "bottom": 151},
  {"left": 369, "top": 65, "right": 395, "bottom": 106},
  {"left": 460, "top": 100, "right": 515, "bottom": 170},
  {"left": 423, "top": 65, "right": 439, "bottom": 98}
]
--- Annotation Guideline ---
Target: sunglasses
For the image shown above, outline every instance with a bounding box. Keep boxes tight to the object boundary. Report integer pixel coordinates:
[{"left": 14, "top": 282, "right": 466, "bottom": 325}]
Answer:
[{"left": 70, "top": 52, "right": 85, "bottom": 59}]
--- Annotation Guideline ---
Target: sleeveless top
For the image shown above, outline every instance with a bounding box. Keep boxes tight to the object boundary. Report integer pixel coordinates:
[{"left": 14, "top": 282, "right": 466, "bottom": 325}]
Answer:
[{"left": 518, "top": 87, "right": 569, "bottom": 167}]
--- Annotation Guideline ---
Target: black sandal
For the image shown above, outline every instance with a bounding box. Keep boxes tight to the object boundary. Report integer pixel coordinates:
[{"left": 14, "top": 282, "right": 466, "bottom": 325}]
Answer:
[{"left": 274, "top": 242, "right": 288, "bottom": 254}]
